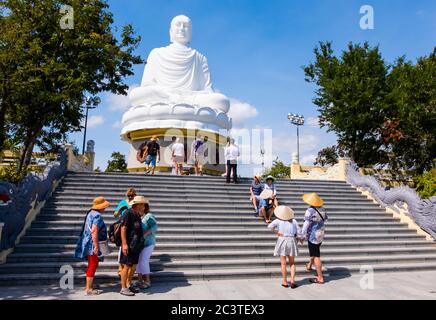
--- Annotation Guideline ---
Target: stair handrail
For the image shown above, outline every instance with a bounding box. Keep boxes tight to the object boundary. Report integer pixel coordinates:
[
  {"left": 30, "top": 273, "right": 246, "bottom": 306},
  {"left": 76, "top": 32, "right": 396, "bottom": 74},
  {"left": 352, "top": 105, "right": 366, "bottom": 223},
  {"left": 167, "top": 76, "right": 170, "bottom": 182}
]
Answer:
[
  {"left": 0, "top": 146, "right": 68, "bottom": 250},
  {"left": 346, "top": 161, "right": 436, "bottom": 240}
]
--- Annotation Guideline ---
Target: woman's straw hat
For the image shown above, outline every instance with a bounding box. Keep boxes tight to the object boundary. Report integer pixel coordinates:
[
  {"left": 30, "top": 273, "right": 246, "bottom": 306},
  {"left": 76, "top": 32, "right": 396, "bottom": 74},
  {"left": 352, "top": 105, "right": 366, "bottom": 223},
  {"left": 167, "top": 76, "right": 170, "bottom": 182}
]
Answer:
[
  {"left": 129, "top": 196, "right": 149, "bottom": 206},
  {"left": 302, "top": 193, "right": 324, "bottom": 207},
  {"left": 260, "top": 189, "right": 273, "bottom": 200},
  {"left": 254, "top": 173, "right": 262, "bottom": 181},
  {"left": 274, "top": 206, "right": 295, "bottom": 221},
  {"left": 91, "top": 197, "right": 110, "bottom": 210}
]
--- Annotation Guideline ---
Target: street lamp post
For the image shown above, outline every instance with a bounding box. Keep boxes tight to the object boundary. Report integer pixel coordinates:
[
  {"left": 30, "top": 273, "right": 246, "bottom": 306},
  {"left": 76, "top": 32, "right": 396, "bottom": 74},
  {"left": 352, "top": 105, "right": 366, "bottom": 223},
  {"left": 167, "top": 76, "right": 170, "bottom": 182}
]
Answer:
[
  {"left": 287, "top": 113, "right": 305, "bottom": 164},
  {"left": 260, "top": 148, "right": 265, "bottom": 171},
  {"left": 82, "top": 97, "right": 99, "bottom": 155}
]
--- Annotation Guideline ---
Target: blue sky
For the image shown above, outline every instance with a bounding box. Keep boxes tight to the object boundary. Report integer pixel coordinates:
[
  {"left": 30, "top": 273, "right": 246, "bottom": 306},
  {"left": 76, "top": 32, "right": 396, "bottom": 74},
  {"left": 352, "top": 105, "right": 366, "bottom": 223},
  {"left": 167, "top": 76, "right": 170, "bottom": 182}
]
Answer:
[{"left": 68, "top": 0, "right": 436, "bottom": 175}]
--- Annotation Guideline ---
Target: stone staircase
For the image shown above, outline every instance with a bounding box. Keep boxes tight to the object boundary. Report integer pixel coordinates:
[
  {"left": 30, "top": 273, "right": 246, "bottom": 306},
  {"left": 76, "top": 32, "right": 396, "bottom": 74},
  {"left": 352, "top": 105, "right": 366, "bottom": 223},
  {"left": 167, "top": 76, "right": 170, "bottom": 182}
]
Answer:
[{"left": 1, "top": 172, "right": 435, "bottom": 286}]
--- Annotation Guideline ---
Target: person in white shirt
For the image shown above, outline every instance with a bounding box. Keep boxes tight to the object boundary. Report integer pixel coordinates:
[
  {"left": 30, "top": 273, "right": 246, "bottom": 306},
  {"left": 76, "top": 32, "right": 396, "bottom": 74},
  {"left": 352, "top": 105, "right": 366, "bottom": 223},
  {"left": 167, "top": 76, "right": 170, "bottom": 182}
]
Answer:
[
  {"left": 224, "top": 138, "right": 239, "bottom": 184},
  {"left": 171, "top": 138, "right": 185, "bottom": 175},
  {"left": 268, "top": 206, "right": 303, "bottom": 289}
]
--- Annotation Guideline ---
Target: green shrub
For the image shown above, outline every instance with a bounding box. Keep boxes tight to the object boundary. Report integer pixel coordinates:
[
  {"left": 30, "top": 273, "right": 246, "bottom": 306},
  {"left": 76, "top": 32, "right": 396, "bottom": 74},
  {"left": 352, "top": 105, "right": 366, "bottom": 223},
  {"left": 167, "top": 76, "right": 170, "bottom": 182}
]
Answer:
[
  {"left": 414, "top": 161, "right": 436, "bottom": 199},
  {"left": 0, "top": 162, "right": 31, "bottom": 185}
]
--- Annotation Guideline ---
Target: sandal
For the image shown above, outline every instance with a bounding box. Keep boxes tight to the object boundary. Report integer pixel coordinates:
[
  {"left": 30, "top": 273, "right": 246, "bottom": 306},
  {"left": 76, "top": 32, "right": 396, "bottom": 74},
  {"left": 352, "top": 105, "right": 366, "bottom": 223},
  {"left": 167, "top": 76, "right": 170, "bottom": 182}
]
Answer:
[
  {"left": 309, "top": 278, "right": 325, "bottom": 284},
  {"left": 290, "top": 283, "right": 299, "bottom": 289},
  {"left": 306, "top": 263, "right": 313, "bottom": 272},
  {"left": 85, "top": 289, "right": 103, "bottom": 296},
  {"left": 281, "top": 283, "right": 289, "bottom": 288}
]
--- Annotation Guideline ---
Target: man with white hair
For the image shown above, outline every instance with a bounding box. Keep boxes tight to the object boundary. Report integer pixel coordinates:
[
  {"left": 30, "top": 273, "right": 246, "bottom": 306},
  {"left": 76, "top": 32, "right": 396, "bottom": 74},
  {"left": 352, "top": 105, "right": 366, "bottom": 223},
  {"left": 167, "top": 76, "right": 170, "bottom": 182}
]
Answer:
[
  {"left": 171, "top": 137, "right": 185, "bottom": 175},
  {"left": 225, "top": 138, "right": 240, "bottom": 184}
]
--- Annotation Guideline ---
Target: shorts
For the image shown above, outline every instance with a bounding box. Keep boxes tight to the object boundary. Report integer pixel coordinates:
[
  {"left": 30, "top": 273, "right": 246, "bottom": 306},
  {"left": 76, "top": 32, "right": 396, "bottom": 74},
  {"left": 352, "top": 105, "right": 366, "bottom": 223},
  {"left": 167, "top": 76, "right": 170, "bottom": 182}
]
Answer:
[
  {"left": 260, "top": 198, "right": 273, "bottom": 210},
  {"left": 174, "top": 155, "right": 184, "bottom": 163},
  {"left": 195, "top": 154, "right": 205, "bottom": 165},
  {"left": 308, "top": 241, "right": 322, "bottom": 257},
  {"left": 118, "top": 248, "right": 140, "bottom": 266},
  {"left": 145, "top": 155, "right": 157, "bottom": 167}
]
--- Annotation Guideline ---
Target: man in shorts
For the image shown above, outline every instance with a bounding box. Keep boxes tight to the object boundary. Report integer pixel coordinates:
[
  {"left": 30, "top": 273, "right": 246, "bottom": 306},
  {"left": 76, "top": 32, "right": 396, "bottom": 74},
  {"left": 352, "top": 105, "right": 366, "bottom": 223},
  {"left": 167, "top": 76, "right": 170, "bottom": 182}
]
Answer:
[{"left": 144, "top": 135, "right": 161, "bottom": 175}]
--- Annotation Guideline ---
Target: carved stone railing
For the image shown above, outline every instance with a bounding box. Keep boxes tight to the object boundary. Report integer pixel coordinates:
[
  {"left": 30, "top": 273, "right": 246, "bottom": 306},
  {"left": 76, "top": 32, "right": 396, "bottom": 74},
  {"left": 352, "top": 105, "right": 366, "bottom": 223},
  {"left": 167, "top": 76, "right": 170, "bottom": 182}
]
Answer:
[
  {"left": 346, "top": 161, "right": 436, "bottom": 240},
  {"left": 291, "top": 157, "right": 350, "bottom": 181},
  {"left": 0, "top": 148, "right": 67, "bottom": 255},
  {"left": 65, "top": 140, "right": 95, "bottom": 172}
]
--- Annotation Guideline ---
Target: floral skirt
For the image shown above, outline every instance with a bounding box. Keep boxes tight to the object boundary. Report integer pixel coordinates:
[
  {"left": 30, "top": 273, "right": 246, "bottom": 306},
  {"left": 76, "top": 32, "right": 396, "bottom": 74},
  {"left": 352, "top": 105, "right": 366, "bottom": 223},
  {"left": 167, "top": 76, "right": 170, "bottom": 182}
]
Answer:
[{"left": 274, "top": 236, "right": 299, "bottom": 257}]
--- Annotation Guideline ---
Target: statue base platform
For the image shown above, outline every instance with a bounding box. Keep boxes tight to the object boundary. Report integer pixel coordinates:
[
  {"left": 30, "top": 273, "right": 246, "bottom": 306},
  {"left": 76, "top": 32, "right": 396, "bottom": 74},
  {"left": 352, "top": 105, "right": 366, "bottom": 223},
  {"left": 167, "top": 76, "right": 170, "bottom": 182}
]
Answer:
[{"left": 124, "top": 128, "right": 227, "bottom": 175}]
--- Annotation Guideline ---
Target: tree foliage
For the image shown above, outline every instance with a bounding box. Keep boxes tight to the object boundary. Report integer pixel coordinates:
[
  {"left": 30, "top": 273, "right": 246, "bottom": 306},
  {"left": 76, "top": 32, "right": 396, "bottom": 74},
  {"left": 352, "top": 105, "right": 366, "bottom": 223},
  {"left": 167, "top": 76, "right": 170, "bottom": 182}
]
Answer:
[
  {"left": 314, "top": 146, "right": 339, "bottom": 167},
  {"left": 304, "top": 42, "right": 388, "bottom": 167},
  {"left": 264, "top": 159, "right": 290, "bottom": 178},
  {"left": 304, "top": 42, "right": 435, "bottom": 174},
  {"left": 0, "top": 0, "right": 143, "bottom": 173},
  {"left": 105, "top": 152, "right": 128, "bottom": 173},
  {"left": 414, "top": 160, "right": 436, "bottom": 199}
]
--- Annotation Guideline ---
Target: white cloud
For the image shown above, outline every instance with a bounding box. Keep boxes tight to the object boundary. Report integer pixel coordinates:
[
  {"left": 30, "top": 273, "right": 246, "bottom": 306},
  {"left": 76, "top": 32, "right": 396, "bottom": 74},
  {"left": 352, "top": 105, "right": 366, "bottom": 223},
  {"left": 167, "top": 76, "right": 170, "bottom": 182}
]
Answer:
[
  {"left": 83, "top": 115, "right": 104, "bottom": 128},
  {"left": 306, "top": 117, "right": 320, "bottom": 127},
  {"left": 106, "top": 84, "right": 140, "bottom": 112},
  {"left": 228, "top": 98, "right": 259, "bottom": 128},
  {"left": 301, "top": 154, "right": 317, "bottom": 165},
  {"left": 112, "top": 120, "right": 122, "bottom": 129}
]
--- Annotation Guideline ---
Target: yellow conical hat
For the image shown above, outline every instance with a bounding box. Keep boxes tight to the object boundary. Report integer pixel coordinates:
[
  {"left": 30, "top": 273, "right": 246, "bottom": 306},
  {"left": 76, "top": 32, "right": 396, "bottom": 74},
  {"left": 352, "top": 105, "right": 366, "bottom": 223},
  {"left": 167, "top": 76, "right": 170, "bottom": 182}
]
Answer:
[{"left": 302, "top": 193, "right": 324, "bottom": 207}]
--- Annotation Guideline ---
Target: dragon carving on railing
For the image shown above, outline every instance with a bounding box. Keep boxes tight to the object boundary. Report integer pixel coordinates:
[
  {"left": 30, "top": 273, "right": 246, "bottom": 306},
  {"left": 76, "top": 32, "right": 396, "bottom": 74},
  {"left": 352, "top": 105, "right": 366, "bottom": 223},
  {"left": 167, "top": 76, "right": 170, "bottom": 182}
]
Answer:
[
  {"left": 0, "top": 148, "right": 68, "bottom": 250},
  {"left": 346, "top": 162, "right": 436, "bottom": 240}
]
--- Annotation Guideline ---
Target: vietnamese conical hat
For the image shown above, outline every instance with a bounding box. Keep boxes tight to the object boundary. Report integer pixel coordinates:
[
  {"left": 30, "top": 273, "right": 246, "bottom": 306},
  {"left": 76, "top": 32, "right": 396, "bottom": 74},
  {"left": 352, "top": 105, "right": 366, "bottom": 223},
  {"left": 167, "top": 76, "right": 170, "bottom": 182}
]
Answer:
[
  {"left": 302, "top": 193, "right": 324, "bottom": 207},
  {"left": 260, "top": 189, "right": 273, "bottom": 200},
  {"left": 274, "top": 206, "right": 295, "bottom": 221}
]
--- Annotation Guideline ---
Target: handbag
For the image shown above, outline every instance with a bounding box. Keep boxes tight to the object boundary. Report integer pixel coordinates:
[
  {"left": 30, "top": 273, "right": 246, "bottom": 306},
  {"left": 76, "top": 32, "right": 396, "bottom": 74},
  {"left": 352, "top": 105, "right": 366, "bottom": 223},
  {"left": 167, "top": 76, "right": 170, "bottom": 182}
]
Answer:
[{"left": 99, "top": 239, "right": 111, "bottom": 256}]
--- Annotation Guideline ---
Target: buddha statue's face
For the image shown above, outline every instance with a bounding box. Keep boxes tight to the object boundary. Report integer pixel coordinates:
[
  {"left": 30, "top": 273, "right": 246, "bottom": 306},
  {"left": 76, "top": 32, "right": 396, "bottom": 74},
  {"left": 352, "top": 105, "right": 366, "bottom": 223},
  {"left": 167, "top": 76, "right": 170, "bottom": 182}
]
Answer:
[{"left": 170, "top": 15, "right": 192, "bottom": 46}]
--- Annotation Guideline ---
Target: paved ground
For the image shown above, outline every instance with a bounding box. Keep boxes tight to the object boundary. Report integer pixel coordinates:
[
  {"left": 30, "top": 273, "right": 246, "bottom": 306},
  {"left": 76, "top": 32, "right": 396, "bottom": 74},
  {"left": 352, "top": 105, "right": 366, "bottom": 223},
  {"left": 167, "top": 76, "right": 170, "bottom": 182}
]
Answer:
[{"left": 1, "top": 271, "right": 436, "bottom": 300}]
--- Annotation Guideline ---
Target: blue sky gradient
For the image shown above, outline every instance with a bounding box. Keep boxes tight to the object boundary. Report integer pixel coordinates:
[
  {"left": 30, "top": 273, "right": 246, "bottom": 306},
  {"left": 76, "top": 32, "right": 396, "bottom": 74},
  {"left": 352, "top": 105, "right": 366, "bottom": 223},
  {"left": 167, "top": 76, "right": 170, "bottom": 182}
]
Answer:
[{"left": 68, "top": 0, "right": 436, "bottom": 174}]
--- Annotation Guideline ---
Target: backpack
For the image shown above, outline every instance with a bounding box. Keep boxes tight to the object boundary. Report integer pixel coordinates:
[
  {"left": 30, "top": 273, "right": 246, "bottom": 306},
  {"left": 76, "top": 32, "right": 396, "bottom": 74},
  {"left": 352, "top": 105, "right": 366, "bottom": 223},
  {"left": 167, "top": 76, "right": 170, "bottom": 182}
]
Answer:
[
  {"left": 108, "top": 220, "right": 123, "bottom": 247},
  {"left": 136, "top": 143, "right": 147, "bottom": 162},
  {"left": 194, "top": 139, "right": 204, "bottom": 152}
]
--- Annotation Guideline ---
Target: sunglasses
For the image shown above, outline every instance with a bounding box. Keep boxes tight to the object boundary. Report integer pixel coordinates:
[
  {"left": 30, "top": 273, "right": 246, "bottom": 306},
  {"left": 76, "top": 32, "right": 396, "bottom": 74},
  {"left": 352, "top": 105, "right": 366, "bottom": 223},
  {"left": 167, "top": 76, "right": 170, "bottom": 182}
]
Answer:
[{"left": 127, "top": 195, "right": 136, "bottom": 199}]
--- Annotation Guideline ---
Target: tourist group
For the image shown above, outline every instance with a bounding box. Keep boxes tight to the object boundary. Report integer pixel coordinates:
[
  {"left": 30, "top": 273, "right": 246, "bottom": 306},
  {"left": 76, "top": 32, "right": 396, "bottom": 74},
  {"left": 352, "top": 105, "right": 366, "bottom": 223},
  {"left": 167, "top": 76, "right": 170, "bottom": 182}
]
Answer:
[{"left": 74, "top": 174, "right": 328, "bottom": 296}]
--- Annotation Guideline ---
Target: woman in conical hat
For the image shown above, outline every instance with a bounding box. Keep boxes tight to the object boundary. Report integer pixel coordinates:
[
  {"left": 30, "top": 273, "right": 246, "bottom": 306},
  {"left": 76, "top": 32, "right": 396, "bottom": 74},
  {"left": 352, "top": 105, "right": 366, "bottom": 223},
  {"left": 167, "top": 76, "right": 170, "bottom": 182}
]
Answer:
[
  {"left": 301, "top": 193, "right": 328, "bottom": 284},
  {"left": 268, "top": 206, "right": 303, "bottom": 289}
]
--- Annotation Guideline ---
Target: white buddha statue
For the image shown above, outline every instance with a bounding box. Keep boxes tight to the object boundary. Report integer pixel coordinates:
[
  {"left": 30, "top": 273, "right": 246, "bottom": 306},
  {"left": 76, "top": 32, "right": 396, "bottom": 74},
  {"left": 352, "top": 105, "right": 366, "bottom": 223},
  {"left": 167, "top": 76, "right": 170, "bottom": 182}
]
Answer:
[{"left": 121, "top": 15, "right": 231, "bottom": 139}]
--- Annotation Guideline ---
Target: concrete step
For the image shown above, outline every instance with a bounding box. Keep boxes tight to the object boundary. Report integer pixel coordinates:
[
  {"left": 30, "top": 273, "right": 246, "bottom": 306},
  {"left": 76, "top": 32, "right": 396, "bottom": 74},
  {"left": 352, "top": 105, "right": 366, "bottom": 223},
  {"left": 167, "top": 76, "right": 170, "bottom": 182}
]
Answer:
[
  {"left": 31, "top": 220, "right": 405, "bottom": 229},
  {"left": 50, "top": 193, "right": 368, "bottom": 201},
  {"left": 14, "top": 239, "right": 435, "bottom": 254},
  {"left": 63, "top": 174, "right": 349, "bottom": 185},
  {"left": 47, "top": 199, "right": 378, "bottom": 208},
  {"left": 19, "top": 233, "right": 427, "bottom": 245},
  {"left": 57, "top": 185, "right": 358, "bottom": 194},
  {"left": 25, "top": 225, "right": 414, "bottom": 236},
  {"left": 55, "top": 190, "right": 362, "bottom": 199},
  {"left": 2, "top": 262, "right": 436, "bottom": 286},
  {"left": 2, "top": 254, "right": 436, "bottom": 274},
  {"left": 7, "top": 247, "right": 436, "bottom": 264},
  {"left": 41, "top": 206, "right": 385, "bottom": 213},
  {"left": 34, "top": 213, "right": 398, "bottom": 222}
]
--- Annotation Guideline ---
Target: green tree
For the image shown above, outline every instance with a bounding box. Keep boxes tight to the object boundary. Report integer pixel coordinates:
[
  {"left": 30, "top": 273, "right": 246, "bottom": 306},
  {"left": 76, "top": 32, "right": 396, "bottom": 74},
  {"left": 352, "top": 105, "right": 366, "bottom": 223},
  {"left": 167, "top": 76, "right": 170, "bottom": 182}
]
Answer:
[
  {"left": 0, "top": 0, "right": 143, "bottom": 173},
  {"left": 304, "top": 42, "right": 388, "bottom": 167},
  {"left": 264, "top": 159, "right": 290, "bottom": 178},
  {"left": 384, "top": 49, "right": 436, "bottom": 173},
  {"left": 314, "top": 146, "right": 339, "bottom": 167},
  {"left": 105, "top": 152, "right": 128, "bottom": 173}
]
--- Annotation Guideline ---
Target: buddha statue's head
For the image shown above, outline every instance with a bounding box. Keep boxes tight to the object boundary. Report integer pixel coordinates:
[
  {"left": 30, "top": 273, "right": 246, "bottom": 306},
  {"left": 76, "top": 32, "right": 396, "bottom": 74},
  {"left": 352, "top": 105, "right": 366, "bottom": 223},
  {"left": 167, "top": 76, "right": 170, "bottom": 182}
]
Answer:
[{"left": 170, "top": 15, "right": 192, "bottom": 46}]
